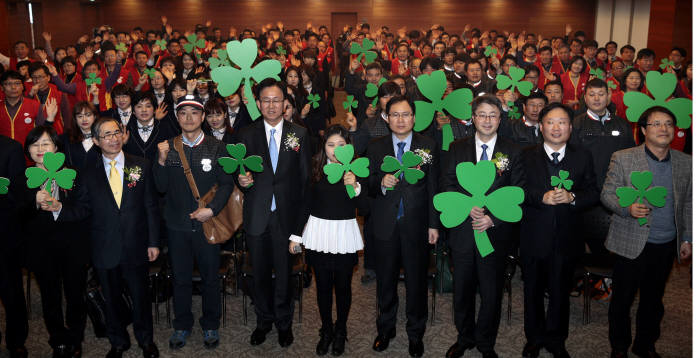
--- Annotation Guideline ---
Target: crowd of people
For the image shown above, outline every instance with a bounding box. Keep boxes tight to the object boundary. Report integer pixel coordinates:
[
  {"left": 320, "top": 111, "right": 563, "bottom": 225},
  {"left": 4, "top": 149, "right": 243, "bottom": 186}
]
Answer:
[{"left": 0, "top": 16, "right": 692, "bottom": 358}]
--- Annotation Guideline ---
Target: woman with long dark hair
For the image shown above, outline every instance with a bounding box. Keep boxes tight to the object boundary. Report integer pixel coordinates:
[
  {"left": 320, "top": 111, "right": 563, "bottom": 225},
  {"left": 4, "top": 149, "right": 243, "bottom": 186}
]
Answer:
[
  {"left": 561, "top": 55, "right": 589, "bottom": 110},
  {"left": 59, "top": 101, "right": 101, "bottom": 169},
  {"left": 203, "top": 98, "right": 236, "bottom": 143}
]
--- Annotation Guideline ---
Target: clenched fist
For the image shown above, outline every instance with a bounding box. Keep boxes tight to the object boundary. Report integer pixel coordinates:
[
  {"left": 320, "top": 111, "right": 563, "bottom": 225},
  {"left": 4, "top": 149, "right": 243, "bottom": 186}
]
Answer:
[{"left": 157, "top": 140, "right": 170, "bottom": 166}]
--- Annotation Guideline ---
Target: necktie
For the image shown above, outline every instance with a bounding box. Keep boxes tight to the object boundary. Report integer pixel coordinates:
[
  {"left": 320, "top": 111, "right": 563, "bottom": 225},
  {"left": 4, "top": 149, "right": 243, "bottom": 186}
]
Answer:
[
  {"left": 109, "top": 160, "right": 122, "bottom": 208},
  {"left": 396, "top": 142, "right": 406, "bottom": 219},
  {"left": 480, "top": 144, "right": 489, "bottom": 161},
  {"left": 552, "top": 152, "right": 560, "bottom": 165},
  {"left": 269, "top": 128, "right": 278, "bottom": 211},
  {"left": 139, "top": 124, "right": 154, "bottom": 133}
]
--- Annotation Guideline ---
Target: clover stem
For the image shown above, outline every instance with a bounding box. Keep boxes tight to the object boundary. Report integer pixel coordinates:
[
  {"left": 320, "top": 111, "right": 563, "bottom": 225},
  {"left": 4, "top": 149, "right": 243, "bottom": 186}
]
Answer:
[
  {"left": 243, "top": 78, "right": 261, "bottom": 120},
  {"left": 386, "top": 170, "right": 401, "bottom": 191},
  {"left": 345, "top": 184, "right": 356, "bottom": 199}
]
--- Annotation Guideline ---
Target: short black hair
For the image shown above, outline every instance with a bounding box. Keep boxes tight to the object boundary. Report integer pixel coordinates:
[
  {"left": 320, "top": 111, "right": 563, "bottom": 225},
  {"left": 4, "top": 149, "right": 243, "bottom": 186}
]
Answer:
[
  {"left": 538, "top": 102, "right": 573, "bottom": 123},
  {"left": 538, "top": 46, "right": 553, "bottom": 54},
  {"left": 134, "top": 91, "right": 157, "bottom": 109},
  {"left": 365, "top": 62, "right": 384, "bottom": 74},
  {"left": 605, "top": 41, "right": 618, "bottom": 48},
  {"left": 254, "top": 78, "right": 286, "bottom": 99},
  {"left": 471, "top": 94, "right": 501, "bottom": 112},
  {"left": 524, "top": 64, "right": 540, "bottom": 77},
  {"left": 466, "top": 58, "right": 483, "bottom": 70},
  {"left": 543, "top": 80, "right": 563, "bottom": 92},
  {"left": 524, "top": 91, "right": 548, "bottom": 105},
  {"left": 24, "top": 125, "right": 61, "bottom": 160},
  {"left": 636, "top": 48, "right": 655, "bottom": 60},
  {"left": 582, "top": 40, "right": 598, "bottom": 49},
  {"left": 0, "top": 70, "right": 23, "bottom": 84},
  {"left": 28, "top": 62, "right": 50, "bottom": 77},
  {"left": 91, "top": 116, "right": 122, "bottom": 139},
  {"left": 419, "top": 56, "right": 442, "bottom": 72},
  {"left": 385, "top": 95, "right": 414, "bottom": 115},
  {"left": 585, "top": 78, "right": 608, "bottom": 93},
  {"left": 620, "top": 44, "right": 636, "bottom": 53},
  {"left": 378, "top": 81, "right": 401, "bottom": 98},
  {"left": 638, "top": 106, "right": 677, "bottom": 128},
  {"left": 522, "top": 43, "right": 537, "bottom": 53},
  {"left": 671, "top": 47, "right": 687, "bottom": 58}
]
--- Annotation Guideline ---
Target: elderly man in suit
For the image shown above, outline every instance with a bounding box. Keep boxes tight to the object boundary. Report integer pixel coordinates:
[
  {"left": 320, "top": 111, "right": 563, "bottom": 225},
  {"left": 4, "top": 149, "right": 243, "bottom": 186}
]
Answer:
[{"left": 602, "top": 106, "right": 692, "bottom": 358}]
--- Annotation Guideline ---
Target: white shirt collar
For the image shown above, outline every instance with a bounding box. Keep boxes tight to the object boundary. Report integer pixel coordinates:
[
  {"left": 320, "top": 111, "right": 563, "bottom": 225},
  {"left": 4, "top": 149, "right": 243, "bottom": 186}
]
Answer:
[
  {"left": 475, "top": 134, "right": 497, "bottom": 161},
  {"left": 102, "top": 151, "right": 125, "bottom": 168},
  {"left": 543, "top": 143, "right": 566, "bottom": 161}
]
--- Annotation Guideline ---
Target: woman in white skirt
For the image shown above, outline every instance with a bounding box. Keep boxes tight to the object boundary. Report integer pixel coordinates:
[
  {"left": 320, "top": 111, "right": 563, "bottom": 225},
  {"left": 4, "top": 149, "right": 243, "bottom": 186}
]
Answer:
[{"left": 289, "top": 124, "right": 367, "bottom": 356}]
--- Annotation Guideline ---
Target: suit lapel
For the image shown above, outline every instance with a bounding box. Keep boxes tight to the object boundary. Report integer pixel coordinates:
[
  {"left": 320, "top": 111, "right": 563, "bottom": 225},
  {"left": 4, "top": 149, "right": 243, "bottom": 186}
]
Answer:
[
  {"left": 276, "top": 121, "right": 292, "bottom": 175},
  {"left": 120, "top": 154, "right": 133, "bottom": 209},
  {"left": 96, "top": 156, "right": 120, "bottom": 210},
  {"left": 256, "top": 121, "right": 274, "bottom": 173}
]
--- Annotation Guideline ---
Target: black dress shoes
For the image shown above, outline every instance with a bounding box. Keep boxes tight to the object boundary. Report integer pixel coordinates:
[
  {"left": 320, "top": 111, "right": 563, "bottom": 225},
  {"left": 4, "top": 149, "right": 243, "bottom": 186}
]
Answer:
[
  {"left": 9, "top": 346, "right": 28, "bottom": 358},
  {"left": 372, "top": 331, "right": 396, "bottom": 352},
  {"left": 409, "top": 339, "right": 424, "bottom": 357},
  {"left": 611, "top": 350, "right": 629, "bottom": 358},
  {"left": 105, "top": 345, "right": 129, "bottom": 358},
  {"left": 331, "top": 329, "right": 347, "bottom": 356},
  {"left": 630, "top": 346, "right": 661, "bottom": 358},
  {"left": 522, "top": 342, "right": 541, "bottom": 358},
  {"left": 546, "top": 347, "right": 571, "bottom": 358},
  {"left": 250, "top": 327, "right": 271, "bottom": 346},
  {"left": 446, "top": 341, "right": 476, "bottom": 358},
  {"left": 480, "top": 350, "right": 498, "bottom": 358},
  {"left": 278, "top": 328, "right": 294, "bottom": 348},
  {"left": 316, "top": 328, "right": 334, "bottom": 356},
  {"left": 53, "top": 344, "right": 73, "bottom": 358},
  {"left": 140, "top": 342, "right": 159, "bottom": 358}
]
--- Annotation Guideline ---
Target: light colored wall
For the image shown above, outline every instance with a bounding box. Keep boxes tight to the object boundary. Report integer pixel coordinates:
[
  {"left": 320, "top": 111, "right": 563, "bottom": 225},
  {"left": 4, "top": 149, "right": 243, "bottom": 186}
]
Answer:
[{"left": 595, "top": 0, "right": 651, "bottom": 53}]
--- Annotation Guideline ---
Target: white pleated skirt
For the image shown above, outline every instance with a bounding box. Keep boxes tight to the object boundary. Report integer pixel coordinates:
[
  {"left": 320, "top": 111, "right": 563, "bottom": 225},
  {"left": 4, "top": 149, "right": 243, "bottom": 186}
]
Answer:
[{"left": 301, "top": 215, "right": 364, "bottom": 254}]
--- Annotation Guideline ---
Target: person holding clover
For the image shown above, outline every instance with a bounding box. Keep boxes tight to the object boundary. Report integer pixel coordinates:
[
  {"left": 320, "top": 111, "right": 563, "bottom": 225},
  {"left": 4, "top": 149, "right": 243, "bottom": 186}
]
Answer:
[{"left": 289, "top": 124, "right": 368, "bottom": 356}]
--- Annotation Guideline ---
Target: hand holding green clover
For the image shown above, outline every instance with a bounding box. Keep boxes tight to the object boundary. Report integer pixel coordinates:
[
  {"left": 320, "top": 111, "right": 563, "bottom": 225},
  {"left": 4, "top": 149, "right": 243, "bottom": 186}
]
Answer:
[
  {"left": 551, "top": 170, "right": 573, "bottom": 190},
  {"left": 25, "top": 152, "right": 77, "bottom": 197},
  {"left": 0, "top": 177, "right": 9, "bottom": 195},
  {"left": 323, "top": 144, "right": 369, "bottom": 198},
  {"left": 380, "top": 151, "right": 425, "bottom": 190},
  {"left": 307, "top": 93, "right": 321, "bottom": 109},
  {"left": 615, "top": 171, "right": 667, "bottom": 226},
  {"left": 85, "top": 73, "right": 102, "bottom": 86},
  {"left": 350, "top": 38, "right": 378, "bottom": 64},
  {"left": 343, "top": 95, "right": 358, "bottom": 113},
  {"left": 218, "top": 144, "right": 263, "bottom": 187}
]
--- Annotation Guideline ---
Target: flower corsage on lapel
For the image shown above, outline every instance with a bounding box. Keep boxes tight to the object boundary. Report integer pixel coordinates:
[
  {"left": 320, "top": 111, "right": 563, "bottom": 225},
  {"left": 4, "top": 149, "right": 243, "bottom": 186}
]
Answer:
[
  {"left": 414, "top": 148, "right": 433, "bottom": 170},
  {"left": 491, "top": 152, "right": 510, "bottom": 175},
  {"left": 285, "top": 132, "right": 300, "bottom": 152},
  {"left": 124, "top": 166, "right": 142, "bottom": 188}
]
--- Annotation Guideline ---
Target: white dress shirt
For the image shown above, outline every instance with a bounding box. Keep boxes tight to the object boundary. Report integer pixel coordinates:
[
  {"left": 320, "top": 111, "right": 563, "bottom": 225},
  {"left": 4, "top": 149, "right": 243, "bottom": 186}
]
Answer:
[
  {"left": 264, "top": 120, "right": 284, "bottom": 155},
  {"left": 543, "top": 143, "right": 567, "bottom": 161},
  {"left": 475, "top": 134, "right": 497, "bottom": 162}
]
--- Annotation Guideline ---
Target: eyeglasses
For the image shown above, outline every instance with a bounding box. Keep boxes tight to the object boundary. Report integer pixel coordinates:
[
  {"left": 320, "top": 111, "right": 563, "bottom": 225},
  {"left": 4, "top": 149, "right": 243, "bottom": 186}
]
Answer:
[
  {"left": 646, "top": 121, "right": 674, "bottom": 129},
  {"left": 388, "top": 112, "right": 413, "bottom": 120},
  {"left": 99, "top": 130, "right": 122, "bottom": 140},
  {"left": 474, "top": 113, "right": 500, "bottom": 121},
  {"left": 260, "top": 98, "right": 284, "bottom": 106},
  {"left": 3, "top": 81, "right": 23, "bottom": 87},
  {"left": 29, "top": 142, "right": 56, "bottom": 150}
]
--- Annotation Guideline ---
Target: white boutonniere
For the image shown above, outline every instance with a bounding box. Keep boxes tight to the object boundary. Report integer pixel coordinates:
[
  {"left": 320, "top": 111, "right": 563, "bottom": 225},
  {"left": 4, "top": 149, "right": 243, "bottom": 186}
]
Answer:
[
  {"left": 414, "top": 148, "right": 433, "bottom": 166},
  {"left": 285, "top": 132, "right": 300, "bottom": 152},
  {"left": 124, "top": 166, "right": 142, "bottom": 188},
  {"left": 491, "top": 152, "right": 510, "bottom": 175}
]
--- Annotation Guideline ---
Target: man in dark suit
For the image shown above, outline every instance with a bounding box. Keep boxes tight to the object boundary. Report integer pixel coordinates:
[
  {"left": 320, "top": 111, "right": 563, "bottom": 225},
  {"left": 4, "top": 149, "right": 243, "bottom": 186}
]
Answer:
[
  {"left": 367, "top": 96, "right": 439, "bottom": 357},
  {"left": 0, "top": 135, "right": 29, "bottom": 358},
  {"left": 442, "top": 95, "right": 524, "bottom": 358},
  {"left": 519, "top": 103, "right": 599, "bottom": 358},
  {"left": 55, "top": 117, "right": 160, "bottom": 358},
  {"left": 235, "top": 79, "right": 311, "bottom": 348},
  {"left": 123, "top": 92, "right": 178, "bottom": 164}
]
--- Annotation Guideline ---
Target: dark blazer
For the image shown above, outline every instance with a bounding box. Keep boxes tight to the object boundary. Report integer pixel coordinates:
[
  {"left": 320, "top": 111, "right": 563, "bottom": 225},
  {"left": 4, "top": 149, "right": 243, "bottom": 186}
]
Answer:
[
  {"left": 59, "top": 134, "right": 100, "bottom": 170},
  {"left": 519, "top": 144, "right": 599, "bottom": 258},
  {"left": 0, "top": 135, "right": 26, "bottom": 252},
  {"left": 59, "top": 153, "right": 160, "bottom": 269},
  {"left": 367, "top": 132, "right": 439, "bottom": 240},
  {"left": 229, "top": 105, "right": 254, "bottom": 133},
  {"left": 123, "top": 117, "right": 178, "bottom": 164},
  {"left": 234, "top": 119, "right": 312, "bottom": 237},
  {"left": 101, "top": 108, "right": 134, "bottom": 126}
]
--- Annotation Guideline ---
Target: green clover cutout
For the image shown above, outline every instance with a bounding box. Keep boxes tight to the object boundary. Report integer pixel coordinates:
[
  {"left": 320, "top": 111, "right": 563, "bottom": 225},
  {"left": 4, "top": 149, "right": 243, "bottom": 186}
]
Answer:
[
  {"left": 155, "top": 39, "right": 167, "bottom": 48},
  {"left": 25, "top": 152, "right": 77, "bottom": 197},
  {"left": 496, "top": 66, "right": 534, "bottom": 96},
  {"left": 380, "top": 150, "right": 425, "bottom": 191},
  {"left": 350, "top": 38, "right": 378, "bottom": 64},
  {"left": 307, "top": 93, "right": 321, "bottom": 109},
  {"left": 364, "top": 77, "right": 387, "bottom": 107},
  {"left": 507, "top": 101, "right": 521, "bottom": 120},
  {"left": 209, "top": 50, "right": 229, "bottom": 69},
  {"left": 607, "top": 80, "right": 618, "bottom": 90},
  {"left": 659, "top": 58, "right": 674, "bottom": 70},
  {"left": 218, "top": 144, "right": 263, "bottom": 187},
  {"left": 615, "top": 171, "right": 667, "bottom": 226},
  {"left": 433, "top": 160, "right": 524, "bottom": 257},
  {"left": 590, "top": 67, "right": 606, "bottom": 80},
  {"left": 550, "top": 170, "right": 573, "bottom": 190},
  {"left": 143, "top": 68, "right": 156, "bottom": 79},
  {"left": 210, "top": 39, "right": 282, "bottom": 120},
  {"left": 322, "top": 144, "right": 370, "bottom": 199},
  {"left": 625, "top": 65, "right": 633, "bottom": 71},
  {"left": 115, "top": 43, "right": 127, "bottom": 53},
  {"left": 0, "top": 177, "right": 9, "bottom": 195},
  {"left": 85, "top": 72, "right": 102, "bottom": 86},
  {"left": 343, "top": 95, "right": 358, "bottom": 112},
  {"left": 623, "top": 71, "right": 692, "bottom": 128},
  {"left": 276, "top": 45, "right": 287, "bottom": 56},
  {"left": 184, "top": 34, "right": 206, "bottom": 53},
  {"left": 484, "top": 45, "right": 497, "bottom": 58}
]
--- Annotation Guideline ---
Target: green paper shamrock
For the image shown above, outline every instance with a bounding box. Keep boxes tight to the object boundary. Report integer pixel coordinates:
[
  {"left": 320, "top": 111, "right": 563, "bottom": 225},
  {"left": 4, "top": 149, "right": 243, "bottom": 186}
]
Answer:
[
  {"left": 659, "top": 58, "right": 674, "bottom": 70},
  {"left": 350, "top": 38, "right": 378, "bottom": 64},
  {"left": 209, "top": 50, "right": 229, "bottom": 69},
  {"left": 365, "top": 77, "right": 387, "bottom": 107},
  {"left": 623, "top": 71, "right": 692, "bottom": 128},
  {"left": 115, "top": 43, "right": 127, "bottom": 52},
  {"left": 276, "top": 45, "right": 287, "bottom": 56},
  {"left": 507, "top": 101, "right": 521, "bottom": 120},
  {"left": 607, "top": 80, "right": 618, "bottom": 90},
  {"left": 615, "top": 171, "right": 667, "bottom": 226},
  {"left": 155, "top": 39, "right": 167, "bottom": 48},
  {"left": 496, "top": 66, "right": 534, "bottom": 96},
  {"left": 322, "top": 144, "right": 370, "bottom": 198},
  {"left": 415, "top": 70, "right": 473, "bottom": 132},
  {"left": 210, "top": 39, "right": 282, "bottom": 120},
  {"left": 143, "top": 68, "right": 156, "bottom": 79},
  {"left": 441, "top": 124, "right": 454, "bottom": 151},
  {"left": 85, "top": 72, "right": 102, "bottom": 86},
  {"left": 218, "top": 144, "right": 263, "bottom": 187},
  {"left": 184, "top": 34, "right": 206, "bottom": 53},
  {"left": 433, "top": 160, "right": 524, "bottom": 257},
  {"left": 484, "top": 45, "right": 497, "bottom": 57},
  {"left": 590, "top": 67, "right": 606, "bottom": 80},
  {"left": 0, "top": 177, "right": 9, "bottom": 195},
  {"left": 307, "top": 93, "right": 321, "bottom": 109},
  {"left": 343, "top": 95, "right": 358, "bottom": 112},
  {"left": 25, "top": 152, "right": 77, "bottom": 197},
  {"left": 380, "top": 151, "right": 425, "bottom": 190},
  {"left": 550, "top": 170, "right": 573, "bottom": 190}
]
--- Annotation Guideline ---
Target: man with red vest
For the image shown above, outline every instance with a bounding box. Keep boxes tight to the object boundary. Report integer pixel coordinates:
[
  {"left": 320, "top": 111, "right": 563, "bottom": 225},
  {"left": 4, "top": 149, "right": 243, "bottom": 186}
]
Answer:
[
  {"left": 27, "top": 63, "right": 67, "bottom": 134},
  {"left": 390, "top": 43, "right": 411, "bottom": 76},
  {"left": 535, "top": 46, "right": 564, "bottom": 90},
  {"left": 0, "top": 71, "right": 53, "bottom": 146},
  {"left": 0, "top": 41, "right": 32, "bottom": 71}
]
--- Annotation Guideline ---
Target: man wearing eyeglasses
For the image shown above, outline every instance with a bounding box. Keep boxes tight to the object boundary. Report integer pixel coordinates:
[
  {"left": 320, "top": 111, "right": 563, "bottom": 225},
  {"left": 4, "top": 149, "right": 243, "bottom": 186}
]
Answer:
[
  {"left": 0, "top": 71, "right": 45, "bottom": 146},
  {"left": 366, "top": 95, "right": 439, "bottom": 357},
  {"left": 603, "top": 107, "right": 691, "bottom": 358},
  {"left": 27, "top": 62, "right": 68, "bottom": 134}
]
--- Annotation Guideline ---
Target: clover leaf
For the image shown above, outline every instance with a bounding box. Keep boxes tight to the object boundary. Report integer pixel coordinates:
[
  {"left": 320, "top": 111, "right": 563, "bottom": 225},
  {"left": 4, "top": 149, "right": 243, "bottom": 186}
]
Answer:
[
  {"left": 276, "top": 45, "right": 287, "bottom": 56},
  {"left": 659, "top": 58, "right": 674, "bottom": 70},
  {"left": 342, "top": 95, "right": 358, "bottom": 112},
  {"left": 365, "top": 77, "right": 387, "bottom": 107},
  {"left": 623, "top": 71, "right": 692, "bottom": 128},
  {"left": 484, "top": 45, "right": 497, "bottom": 57},
  {"left": 155, "top": 39, "right": 167, "bottom": 48},
  {"left": 590, "top": 67, "right": 606, "bottom": 80},
  {"left": 507, "top": 101, "right": 521, "bottom": 120},
  {"left": 350, "top": 38, "right": 377, "bottom": 64},
  {"left": 433, "top": 160, "right": 524, "bottom": 257},
  {"left": 322, "top": 144, "right": 369, "bottom": 198},
  {"left": 550, "top": 170, "right": 573, "bottom": 190},
  {"left": 85, "top": 72, "right": 102, "bottom": 86},
  {"left": 607, "top": 80, "right": 618, "bottom": 90},
  {"left": 0, "top": 177, "right": 9, "bottom": 195},
  {"left": 115, "top": 43, "right": 127, "bottom": 53},
  {"left": 210, "top": 39, "right": 282, "bottom": 120},
  {"left": 496, "top": 66, "right": 534, "bottom": 96},
  {"left": 209, "top": 50, "right": 229, "bottom": 69},
  {"left": 380, "top": 151, "right": 425, "bottom": 190},
  {"left": 307, "top": 93, "right": 321, "bottom": 109},
  {"left": 143, "top": 68, "right": 156, "bottom": 79},
  {"left": 218, "top": 144, "right": 263, "bottom": 187},
  {"left": 615, "top": 171, "right": 667, "bottom": 226},
  {"left": 184, "top": 34, "right": 206, "bottom": 53},
  {"left": 25, "top": 152, "right": 77, "bottom": 198}
]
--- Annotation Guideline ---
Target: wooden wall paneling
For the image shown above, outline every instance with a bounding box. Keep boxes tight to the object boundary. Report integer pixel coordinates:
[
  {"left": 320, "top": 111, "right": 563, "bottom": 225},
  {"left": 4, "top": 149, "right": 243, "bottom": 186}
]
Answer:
[{"left": 647, "top": 0, "right": 677, "bottom": 64}]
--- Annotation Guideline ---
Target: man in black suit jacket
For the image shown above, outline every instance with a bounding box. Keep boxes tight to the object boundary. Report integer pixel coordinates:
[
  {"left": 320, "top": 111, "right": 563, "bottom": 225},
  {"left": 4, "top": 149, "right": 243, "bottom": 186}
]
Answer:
[
  {"left": 123, "top": 92, "right": 178, "bottom": 164},
  {"left": 367, "top": 96, "right": 439, "bottom": 357},
  {"left": 235, "top": 79, "right": 311, "bottom": 348},
  {"left": 442, "top": 95, "right": 524, "bottom": 358},
  {"left": 0, "top": 135, "right": 29, "bottom": 358},
  {"left": 55, "top": 117, "right": 160, "bottom": 358},
  {"left": 518, "top": 103, "right": 599, "bottom": 358}
]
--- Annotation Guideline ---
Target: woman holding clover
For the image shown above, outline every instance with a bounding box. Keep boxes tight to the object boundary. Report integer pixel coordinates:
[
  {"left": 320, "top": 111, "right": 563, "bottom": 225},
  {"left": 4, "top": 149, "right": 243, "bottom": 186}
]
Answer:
[{"left": 289, "top": 124, "right": 368, "bottom": 356}]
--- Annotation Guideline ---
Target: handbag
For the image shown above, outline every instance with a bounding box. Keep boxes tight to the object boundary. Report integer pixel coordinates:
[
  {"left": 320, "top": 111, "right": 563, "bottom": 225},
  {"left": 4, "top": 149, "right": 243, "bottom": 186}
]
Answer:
[{"left": 173, "top": 136, "right": 243, "bottom": 244}]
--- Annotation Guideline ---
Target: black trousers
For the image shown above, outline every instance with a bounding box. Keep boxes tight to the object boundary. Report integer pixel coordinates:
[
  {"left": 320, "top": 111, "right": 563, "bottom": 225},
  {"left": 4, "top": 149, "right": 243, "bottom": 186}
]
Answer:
[
  {"left": 375, "top": 220, "right": 428, "bottom": 341},
  {"left": 0, "top": 252, "right": 28, "bottom": 350},
  {"left": 450, "top": 233, "right": 508, "bottom": 352},
  {"left": 522, "top": 253, "right": 576, "bottom": 352},
  {"left": 308, "top": 251, "right": 357, "bottom": 333},
  {"left": 608, "top": 241, "right": 675, "bottom": 352},
  {"left": 247, "top": 211, "right": 294, "bottom": 331},
  {"left": 168, "top": 229, "right": 221, "bottom": 331},
  {"left": 362, "top": 212, "right": 376, "bottom": 271},
  {"left": 95, "top": 263, "right": 152, "bottom": 348}
]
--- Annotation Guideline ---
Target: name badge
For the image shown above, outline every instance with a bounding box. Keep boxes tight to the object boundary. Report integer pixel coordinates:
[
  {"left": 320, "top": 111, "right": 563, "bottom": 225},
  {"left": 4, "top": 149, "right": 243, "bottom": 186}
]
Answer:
[
  {"left": 24, "top": 117, "right": 32, "bottom": 124},
  {"left": 201, "top": 158, "right": 212, "bottom": 172},
  {"left": 611, "top": 130, "right": 620, "bottom": 136},
  {"left": 678, "top": 131, "right": 685, "bottom": 138}
]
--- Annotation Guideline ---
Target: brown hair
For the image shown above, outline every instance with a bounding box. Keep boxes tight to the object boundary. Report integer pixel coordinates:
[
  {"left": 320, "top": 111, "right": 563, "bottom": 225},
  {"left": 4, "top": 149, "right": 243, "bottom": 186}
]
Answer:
[{"left": 68, "top": 101, "right": 99, "bottom": 143}]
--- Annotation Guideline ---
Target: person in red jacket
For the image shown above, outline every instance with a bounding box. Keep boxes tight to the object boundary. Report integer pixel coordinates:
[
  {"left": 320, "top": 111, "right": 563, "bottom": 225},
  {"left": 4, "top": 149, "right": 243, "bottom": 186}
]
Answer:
[
  {"left": 27, "top": 63, "right": 67, "bottom": 134},
  {"left": 390, "top": 43, "right": 411, "bottom": 76},
  {"left": 0, "top": 41, "right": 32, "bottom": 70},
  {"left": 0, "top": 71, "right": 55, "bottom": 146}
]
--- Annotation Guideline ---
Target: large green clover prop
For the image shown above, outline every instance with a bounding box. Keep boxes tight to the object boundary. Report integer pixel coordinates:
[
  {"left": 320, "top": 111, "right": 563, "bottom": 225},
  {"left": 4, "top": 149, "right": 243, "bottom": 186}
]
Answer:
[
  {"left": 25, "top": 152, "right": 77, "bottom": 197},
  {"left": 616, "top": 171, "right": 667, "bottom": 226},
  {"left": 184, "top": 34, "right": 206, "bottom": 53},
  {"left": 623, "top": 71, "right": 692, "bottom": 128},
  {"left": 507, "top": 101, "right": 521, "bottom": 120},
  {"left": 659, "top": 58, "right": 674, "bottom": 70},
  {"left": 0, "top": 177, "right": 9, "bottom": 195},
  {"left": 365, "top": 77, "right": 387, "bottom": 107},
  {"left": 209, "top": 50, "right": 229, "bottom": 69},
  {"left": 433, "top": 160, "right": 524, "bottom": 257},
  {"left": 551, "top": 170, "right": 573, "bottom": 190},
  {"left": 589, "top": 67, "right": 605, "bottom": 80},
  {"left": 143, "top": 68, "right": 156, "bottom": 79},
  {"left": 85, "top": 72, "right": 102, "bottom": 86},
  {"left": 350, "top": 38, "right": 377, "bottom": 64},
  {"left": 155, "top": 39, "right": 167, "bottom": 48},
  {"left": 496, "top": 66, "right": 534, "bottom": 96},
  {"left": 210, "top": 39, "right": 282, "bottom": 120},
  {"left": 380, "top": 151, "right": 425, "bottom": 191},
  {"left": 484, "top": 45, "right": 497, "bottom": 58},
  {"left": 218, "top": 144, "right": 263, "bottom": 187},
  {"left": 307, "top": 93, "right": 320, "bottom": 109},
  {"left": 322, "top": 144, "right": 369, "bottom": 198},
  {"left": 343, "top": 95, "right": 358, "bottom": 112}
]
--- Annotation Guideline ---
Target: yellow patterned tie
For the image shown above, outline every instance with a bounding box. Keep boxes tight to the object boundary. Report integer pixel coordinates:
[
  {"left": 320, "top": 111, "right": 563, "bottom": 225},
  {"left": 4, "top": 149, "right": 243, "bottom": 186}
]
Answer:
[{"left": 109, "top": 160, "right": 122, "bottom": 208}]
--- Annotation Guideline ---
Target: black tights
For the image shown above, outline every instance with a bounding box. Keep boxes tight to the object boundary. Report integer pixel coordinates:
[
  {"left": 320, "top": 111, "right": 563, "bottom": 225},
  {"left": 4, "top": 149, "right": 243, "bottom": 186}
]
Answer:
[{"left": 311, "top": 255, "right": 355, "bottom": 333}]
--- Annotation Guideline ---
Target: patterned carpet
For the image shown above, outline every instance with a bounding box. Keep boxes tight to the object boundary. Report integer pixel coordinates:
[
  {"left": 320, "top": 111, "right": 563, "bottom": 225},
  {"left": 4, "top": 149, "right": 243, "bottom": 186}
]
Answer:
[{"left": 0, "top": 258, "right": 692, "bottom": 358}]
